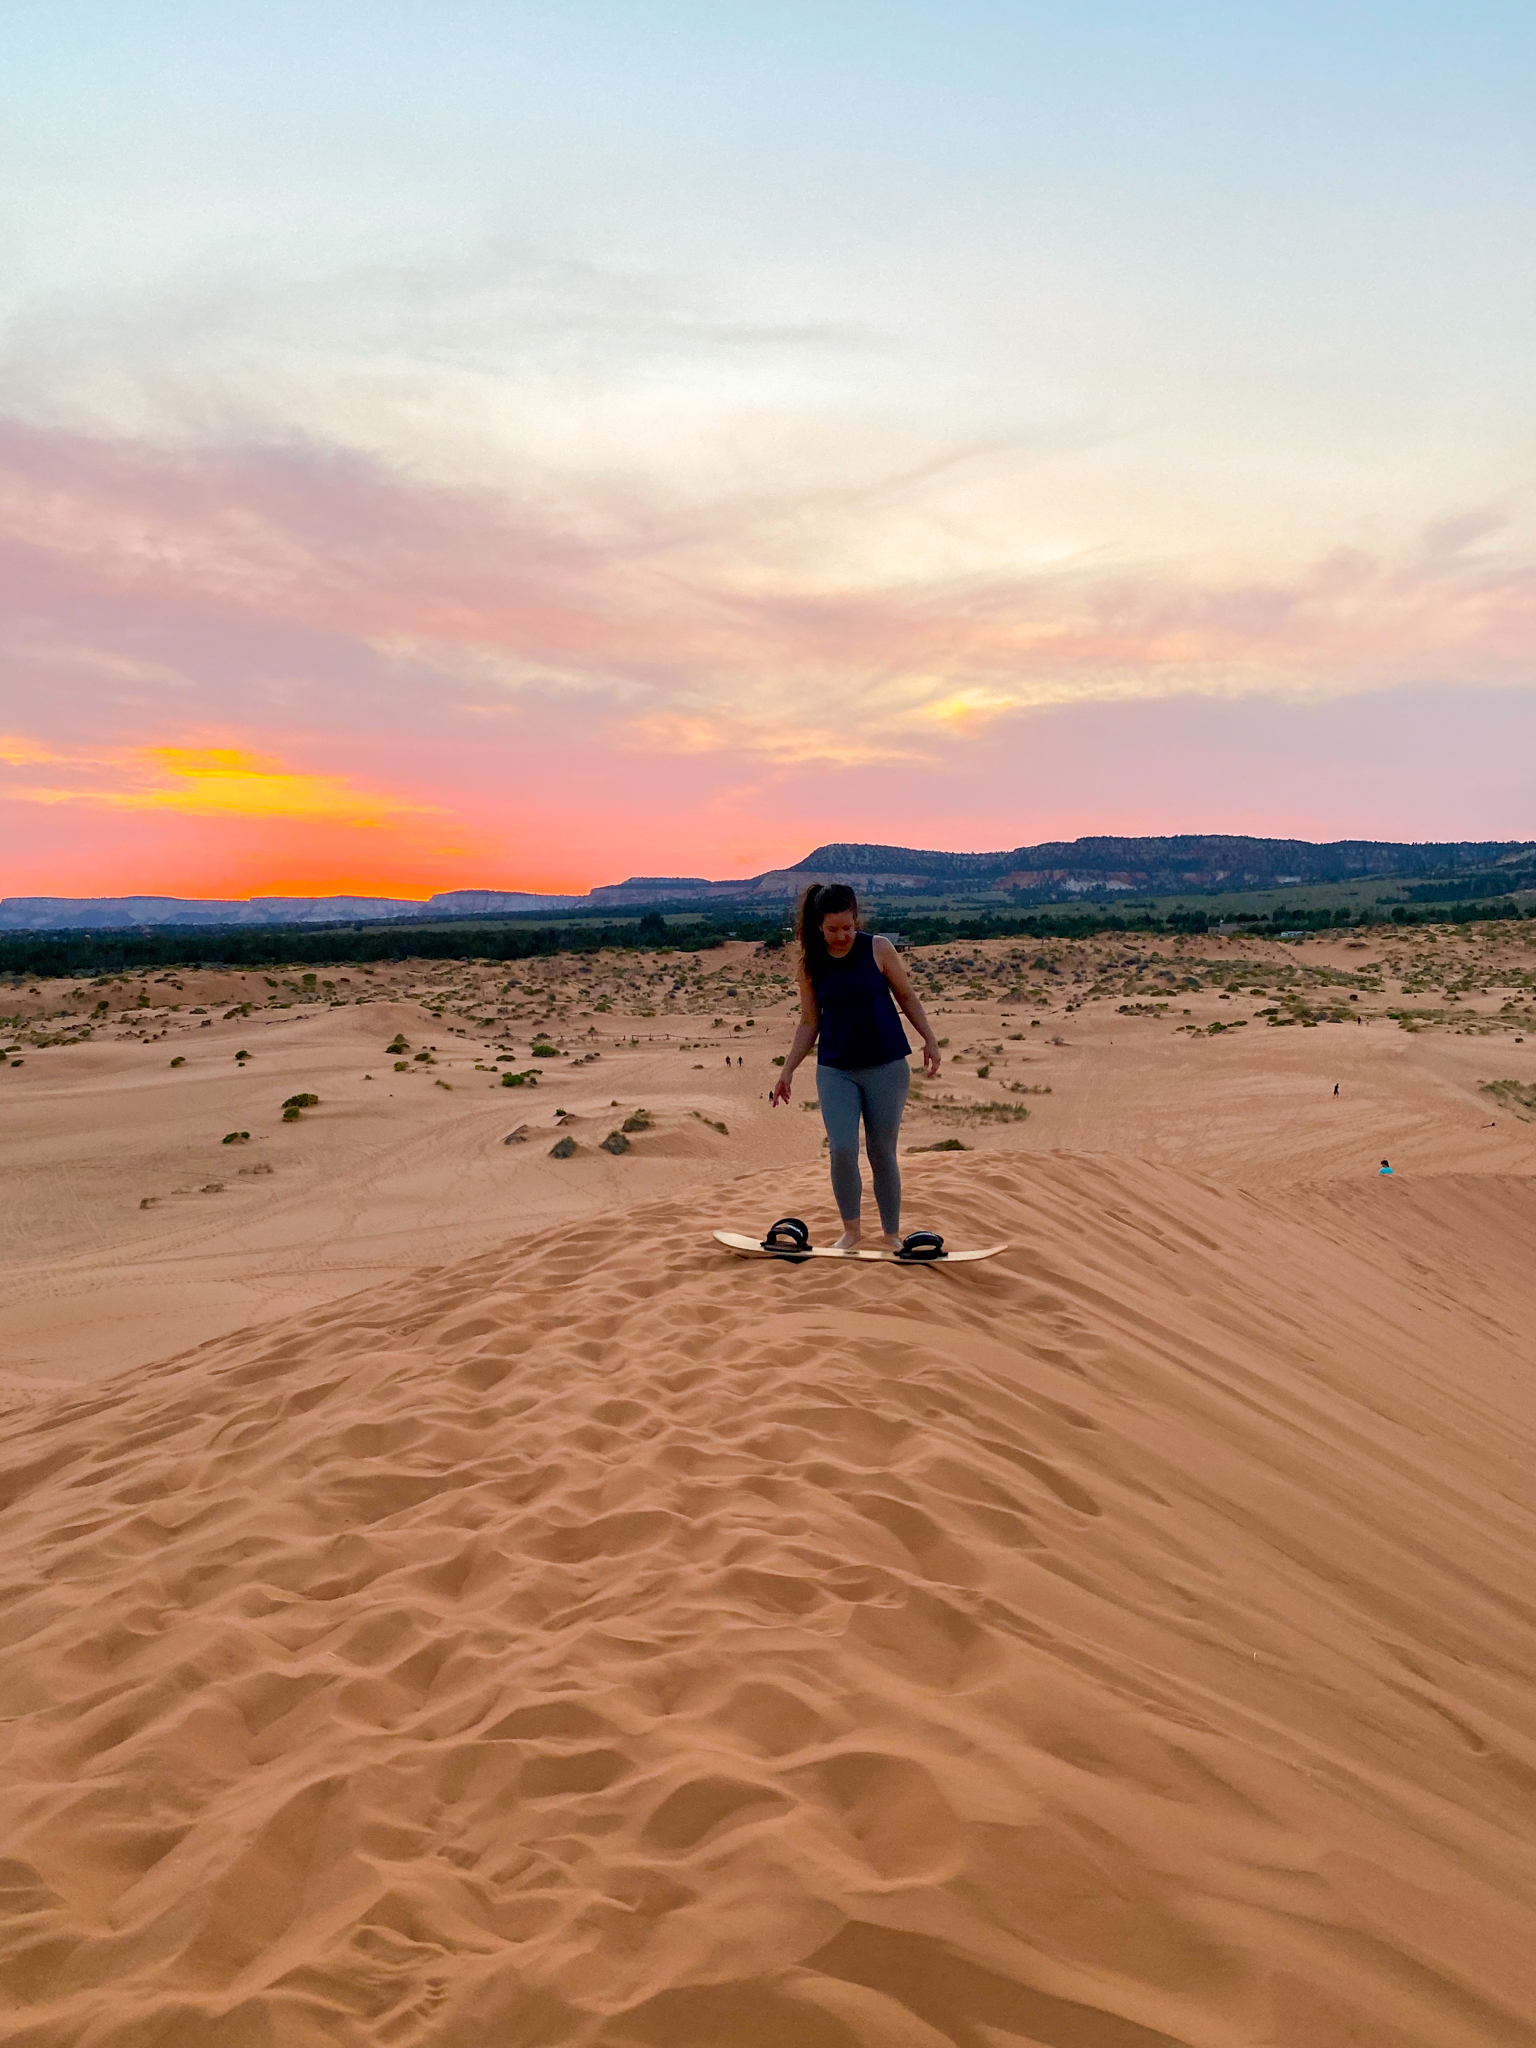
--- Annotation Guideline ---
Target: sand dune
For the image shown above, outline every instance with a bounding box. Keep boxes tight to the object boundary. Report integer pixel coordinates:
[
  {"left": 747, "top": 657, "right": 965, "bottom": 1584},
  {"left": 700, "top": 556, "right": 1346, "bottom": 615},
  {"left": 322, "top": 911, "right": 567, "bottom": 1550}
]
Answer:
[
  {"left": 3, "top": 1151, "right": 1534, "bottom": 2045},
  {"left": 4, "top": 927, "right": 1535, "bottom": 1384}
]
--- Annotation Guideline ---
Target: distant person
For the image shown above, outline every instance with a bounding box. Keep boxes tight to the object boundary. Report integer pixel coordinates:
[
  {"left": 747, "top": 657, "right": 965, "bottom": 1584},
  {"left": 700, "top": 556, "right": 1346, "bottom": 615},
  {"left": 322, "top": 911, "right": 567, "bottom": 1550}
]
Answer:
[
  {"left": 1378, "top": 1159, "right": 1393, "bottom": 1175},
  {"left": 769, "top": 882, "right": 941, "bottom": 1250},
  {"left": 1333, "top": 1083, "right": 1339, "bottom": 1096}
]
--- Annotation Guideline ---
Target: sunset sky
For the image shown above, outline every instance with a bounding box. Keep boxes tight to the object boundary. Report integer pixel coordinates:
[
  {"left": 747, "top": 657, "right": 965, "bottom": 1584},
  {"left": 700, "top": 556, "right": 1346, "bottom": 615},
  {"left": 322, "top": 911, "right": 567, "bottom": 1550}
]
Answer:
[{"left": 3, "top": 2, "right": 1533, "bottom": 897}]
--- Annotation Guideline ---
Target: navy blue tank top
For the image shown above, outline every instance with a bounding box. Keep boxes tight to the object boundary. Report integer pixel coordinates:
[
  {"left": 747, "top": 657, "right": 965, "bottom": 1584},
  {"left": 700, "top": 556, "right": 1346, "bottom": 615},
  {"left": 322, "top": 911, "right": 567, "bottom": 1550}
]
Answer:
[{"left": 812, "top": 932, "right": 911, "bottom": 1069}]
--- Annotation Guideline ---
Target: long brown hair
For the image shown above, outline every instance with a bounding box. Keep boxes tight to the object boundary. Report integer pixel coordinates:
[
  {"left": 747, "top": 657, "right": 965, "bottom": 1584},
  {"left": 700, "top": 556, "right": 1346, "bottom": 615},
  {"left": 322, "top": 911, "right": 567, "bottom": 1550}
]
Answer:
[{"left": 797, "top": 881, "right": 858, "bottom": 977}]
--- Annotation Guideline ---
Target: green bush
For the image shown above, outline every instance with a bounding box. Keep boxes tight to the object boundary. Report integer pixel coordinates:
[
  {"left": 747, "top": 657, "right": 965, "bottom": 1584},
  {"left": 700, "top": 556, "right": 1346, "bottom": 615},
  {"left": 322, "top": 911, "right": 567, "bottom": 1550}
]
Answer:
[
  {"left": 501, "top": 1068, "right": 541, "bottom": 1086},
  {"left": 221, "top": 1131, "right": 251, "bottom": 1144},
  {"left": 169, "top": 1055, "right": 186, "bottom": 1067},
  {"left": 532, "top": 1041, "right": 559, "bottom": 1058},
  {"left": 621, "top": 1108, "right": 652, "bottom": 1131},
  {"left": 909, "top": 1138, "right": 969, "bottom": 1151},
  {"left": 549, "top": 1134, "right": 578, "bottom": 1159},
  {"left": 599, "top": 1129, "right": 631, "bottom": 1155}
]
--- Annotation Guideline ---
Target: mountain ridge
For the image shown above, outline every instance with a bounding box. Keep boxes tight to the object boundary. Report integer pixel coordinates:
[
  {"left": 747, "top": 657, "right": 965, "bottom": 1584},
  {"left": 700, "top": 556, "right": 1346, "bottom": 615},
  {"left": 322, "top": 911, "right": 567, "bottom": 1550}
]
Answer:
[{"left": 2, "top": 834, "right": 1532, "bottom": 928}]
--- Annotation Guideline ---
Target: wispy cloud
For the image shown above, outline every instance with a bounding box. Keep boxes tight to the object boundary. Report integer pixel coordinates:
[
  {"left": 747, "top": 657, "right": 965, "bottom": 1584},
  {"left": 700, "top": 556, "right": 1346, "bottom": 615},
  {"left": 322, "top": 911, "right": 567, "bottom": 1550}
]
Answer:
[
  {"left": 3, "top": 418, "right": 1531, "bottom": 763},
  {"left": 1, "top": 400, "right": 1532, "bottom": 894}
]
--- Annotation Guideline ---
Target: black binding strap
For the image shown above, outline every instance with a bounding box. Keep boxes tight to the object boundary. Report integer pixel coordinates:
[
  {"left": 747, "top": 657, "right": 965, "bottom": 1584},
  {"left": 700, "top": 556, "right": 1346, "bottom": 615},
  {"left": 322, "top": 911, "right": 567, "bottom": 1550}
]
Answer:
[
  {"left": 896, "top": 1229, "right": 945, "bottom": 1262},
  {"left": 761, "top": 1216, "right": 811, "bottom": 1253}
]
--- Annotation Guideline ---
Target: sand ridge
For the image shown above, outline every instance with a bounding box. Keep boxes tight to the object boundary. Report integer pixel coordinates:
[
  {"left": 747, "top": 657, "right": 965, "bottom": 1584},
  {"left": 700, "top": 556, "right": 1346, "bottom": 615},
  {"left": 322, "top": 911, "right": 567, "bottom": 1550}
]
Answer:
[{"left": 1, "top": 1153, "right": 1533, "bottom": 2045}]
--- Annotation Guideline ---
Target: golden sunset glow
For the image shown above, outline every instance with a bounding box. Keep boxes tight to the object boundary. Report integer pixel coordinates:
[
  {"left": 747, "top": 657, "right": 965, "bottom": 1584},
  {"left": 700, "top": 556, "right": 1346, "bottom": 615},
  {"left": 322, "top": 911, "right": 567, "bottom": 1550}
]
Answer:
[
  {"left": 4, "top": 742, "right": 434, "bottom": 827},
  {"left": 127, "top": 748, "right": 435, "bottom": 824}
]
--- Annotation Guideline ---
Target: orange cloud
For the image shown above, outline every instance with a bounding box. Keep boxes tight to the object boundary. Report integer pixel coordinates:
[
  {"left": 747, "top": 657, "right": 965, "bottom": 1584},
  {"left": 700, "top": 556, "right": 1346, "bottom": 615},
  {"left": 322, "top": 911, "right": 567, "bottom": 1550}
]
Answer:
[
  {"left": 2, "top": 419, "right": 1533, "bottom": 899},
  {"left": 2, "top": 740, "right": 436, "bottom": 826}
]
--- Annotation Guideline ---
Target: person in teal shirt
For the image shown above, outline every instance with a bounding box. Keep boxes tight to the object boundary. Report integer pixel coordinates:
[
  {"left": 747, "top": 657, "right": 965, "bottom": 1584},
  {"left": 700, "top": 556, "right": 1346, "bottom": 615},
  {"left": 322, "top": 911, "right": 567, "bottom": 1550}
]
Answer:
[{"left": 1378, "top": 1159, "right": 1393, "bottom": 1175}]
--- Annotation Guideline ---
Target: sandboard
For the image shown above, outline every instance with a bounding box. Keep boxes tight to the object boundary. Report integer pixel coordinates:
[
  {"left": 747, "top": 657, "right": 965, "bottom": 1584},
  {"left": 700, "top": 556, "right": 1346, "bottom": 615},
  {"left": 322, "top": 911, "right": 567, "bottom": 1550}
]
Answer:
[{"left": 714, "top": 1230, "right": 1006, "bottom": 1264}]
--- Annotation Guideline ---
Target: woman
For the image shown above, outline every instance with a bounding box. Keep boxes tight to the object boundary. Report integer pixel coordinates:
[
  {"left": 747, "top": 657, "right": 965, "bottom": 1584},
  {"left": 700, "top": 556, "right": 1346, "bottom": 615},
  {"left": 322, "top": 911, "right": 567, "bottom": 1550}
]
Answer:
[{"left": 769, "top": 882, "right": 942, "bottom": 1250}]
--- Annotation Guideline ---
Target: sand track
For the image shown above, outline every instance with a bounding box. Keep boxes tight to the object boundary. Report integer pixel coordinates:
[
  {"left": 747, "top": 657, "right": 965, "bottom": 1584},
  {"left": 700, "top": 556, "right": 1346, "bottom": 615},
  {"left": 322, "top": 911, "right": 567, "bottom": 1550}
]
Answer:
[{"left": 2, "top": 1154, "right": 1533, "bottom": 2045}]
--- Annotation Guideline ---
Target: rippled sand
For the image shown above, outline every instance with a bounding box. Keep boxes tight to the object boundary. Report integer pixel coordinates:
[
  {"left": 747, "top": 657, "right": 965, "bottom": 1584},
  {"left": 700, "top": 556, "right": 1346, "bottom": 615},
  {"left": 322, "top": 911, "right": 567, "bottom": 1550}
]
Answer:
[
  {"left": 2, "top": 931, "right": 1535, "bottom": 2042},
  {"left": 3, "top": 1147, "right": 1534, "bottom": 2044}
]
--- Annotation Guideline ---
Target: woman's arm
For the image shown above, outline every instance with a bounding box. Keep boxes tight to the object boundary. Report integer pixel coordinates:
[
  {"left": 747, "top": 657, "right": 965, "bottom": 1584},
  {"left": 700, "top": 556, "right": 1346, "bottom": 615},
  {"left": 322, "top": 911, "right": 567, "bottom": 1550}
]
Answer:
[
  {"left": 769, "top": 966, "right": 820, "bottom": 1105},
  {"left": 873, "top": 937, "right": 941, "bottom": 1078}
]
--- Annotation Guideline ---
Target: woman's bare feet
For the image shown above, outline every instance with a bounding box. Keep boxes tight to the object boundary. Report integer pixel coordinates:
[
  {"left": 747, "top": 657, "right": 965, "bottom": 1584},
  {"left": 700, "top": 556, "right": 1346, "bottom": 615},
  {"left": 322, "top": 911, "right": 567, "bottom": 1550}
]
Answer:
[
  {"left": 876, "top": 1231, "right": 903, "bottom": 1252},
  {"left": 832, "top": 1224, "right": 863, "bottom": 1251}
]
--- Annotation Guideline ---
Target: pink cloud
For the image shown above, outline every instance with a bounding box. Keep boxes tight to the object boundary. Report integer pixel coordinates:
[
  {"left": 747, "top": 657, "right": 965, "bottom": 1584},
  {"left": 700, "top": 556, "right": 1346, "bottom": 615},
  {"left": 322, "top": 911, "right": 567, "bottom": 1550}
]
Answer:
[{"left": 1, "top": 417, "right": 1532, "bottom": 895}]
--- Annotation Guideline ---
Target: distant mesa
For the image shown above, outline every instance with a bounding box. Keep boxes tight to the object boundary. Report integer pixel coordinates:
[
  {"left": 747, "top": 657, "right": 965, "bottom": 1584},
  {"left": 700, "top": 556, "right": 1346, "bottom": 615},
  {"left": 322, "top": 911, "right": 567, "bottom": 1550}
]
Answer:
[
  {"left": 0, "top": 886, "right": 582, "bottom": 931},
  {"left": 3, "top": 834, "right": 1533, "bottom": 929},
  {"left": 0, "top": 893, "right": 417, "bottom": 931},
  {"left": 426, "top": 890, "right": 584, "bottom": 916},
  {"left": 587, "top": 876, "right": 716, "bottom": 904}
]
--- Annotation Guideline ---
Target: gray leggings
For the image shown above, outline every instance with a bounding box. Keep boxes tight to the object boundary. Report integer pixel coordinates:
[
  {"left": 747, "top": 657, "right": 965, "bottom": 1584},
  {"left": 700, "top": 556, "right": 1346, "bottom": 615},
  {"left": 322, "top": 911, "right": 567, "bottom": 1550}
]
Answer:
[{"left": 816, "top": 1057, "right": 911, "bottom": 1233}]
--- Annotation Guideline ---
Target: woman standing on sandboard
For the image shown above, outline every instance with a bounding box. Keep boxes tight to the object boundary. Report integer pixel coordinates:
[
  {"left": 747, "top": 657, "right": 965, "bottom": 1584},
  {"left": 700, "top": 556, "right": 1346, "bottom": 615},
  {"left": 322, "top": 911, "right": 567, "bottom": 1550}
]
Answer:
[{"left": 768, "top": 882, "right": 942, "bottom": 1251}]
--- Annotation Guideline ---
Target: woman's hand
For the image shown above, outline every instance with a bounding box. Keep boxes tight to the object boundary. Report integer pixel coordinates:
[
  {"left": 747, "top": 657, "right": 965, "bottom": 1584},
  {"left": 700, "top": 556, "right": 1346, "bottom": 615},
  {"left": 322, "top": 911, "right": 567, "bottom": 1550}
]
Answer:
[
  {"left": 922, "top": 1037, "right": 942, "bottom": 1079},
  {"left": 770, "top": 1068, "right": 793, "bottom": 1107}
]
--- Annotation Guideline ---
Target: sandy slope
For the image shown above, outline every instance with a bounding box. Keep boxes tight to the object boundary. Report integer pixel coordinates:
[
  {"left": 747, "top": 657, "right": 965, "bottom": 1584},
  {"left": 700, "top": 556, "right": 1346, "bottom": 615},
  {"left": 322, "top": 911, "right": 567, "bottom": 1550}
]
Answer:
[
  {"left": 2, "top": 1152, "right": 1533, "bottom": 2046},
  {"left": 4, "top": 930, "right": 1535, "bottom": 1383}
]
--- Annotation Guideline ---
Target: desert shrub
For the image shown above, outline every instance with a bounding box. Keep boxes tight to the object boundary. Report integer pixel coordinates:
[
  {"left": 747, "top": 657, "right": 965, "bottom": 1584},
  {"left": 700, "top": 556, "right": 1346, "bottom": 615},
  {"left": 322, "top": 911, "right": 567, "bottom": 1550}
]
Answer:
[
  {"left": 909, "top": 1138, "right": 969, "bottom": 1151},
  {"left": 691, "top": 1111, "right": 728, "bottom": 1135},
  {"left": 532, "top": 1041, "right": 559, "bottom": 1057},
  {"left": 621, "top": 1108, "right": 652, "bottom": 1132},
  {"left": 501, "top": 1068, "right": 541, "bottom": 1086},
  {"left": 1481, "top": 1078, "right": 1536, "bottom": 1118},
  {"left": 283, "top": 1092, "right": 320, "bottom": 1109},
  {"left": 394, "top": 1059, "right": 410, "bottom": 1070},
  {"left": 169, "top": 1056, "right": 186, "bottom": 1067},
  {"left": 221, "top": 1131, "right": 250, "bottom": 1144},
  {"left": 599, "top": 1129, "right": 630, "bottom": 1155},
  {"left": 549, "top": 1134, "right": 578, "bottom": 1159},
  {"left": 413, "top": 1050, "right": 433, "bottom": 1062},
  {"left": 976, "top": 1063, "right": 991, "bottom": 1078},
  {"left": 386, "top": 1035, "right": 410, "bottom": 1054},
  {"left": 234, "top": 1049, "right": 252, "bottom": 1061}
]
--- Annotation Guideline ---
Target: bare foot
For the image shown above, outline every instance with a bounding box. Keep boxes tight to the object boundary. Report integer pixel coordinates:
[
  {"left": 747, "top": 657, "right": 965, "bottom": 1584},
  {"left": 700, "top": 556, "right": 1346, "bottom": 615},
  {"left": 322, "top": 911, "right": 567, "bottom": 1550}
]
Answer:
[
  {"left": 876, "top": 1232, "right": 903, "bottom": 1252},
  {"left": 832, "top": 1225, "right": 863, "bottom": 1251}
]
